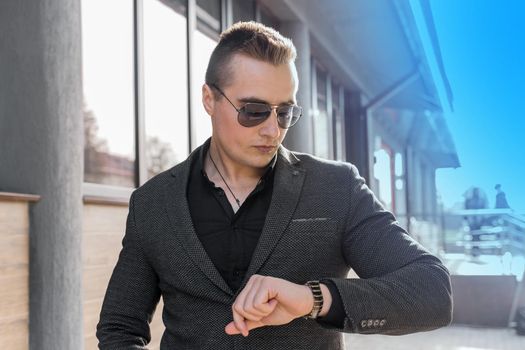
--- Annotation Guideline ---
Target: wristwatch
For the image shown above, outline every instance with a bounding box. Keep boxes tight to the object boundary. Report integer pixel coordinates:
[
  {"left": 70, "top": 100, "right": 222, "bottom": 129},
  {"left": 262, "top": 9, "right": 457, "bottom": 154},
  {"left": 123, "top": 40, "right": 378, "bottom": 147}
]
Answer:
[{"left": 304, "top": 280, "right": 324, "bottom": 319}]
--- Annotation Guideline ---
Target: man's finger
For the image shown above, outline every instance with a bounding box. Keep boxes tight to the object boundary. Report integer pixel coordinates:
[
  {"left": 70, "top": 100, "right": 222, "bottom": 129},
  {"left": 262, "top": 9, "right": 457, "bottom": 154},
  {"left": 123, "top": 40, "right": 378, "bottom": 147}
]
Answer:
[
  {"left": 232, "top": 307, "right": 248, "bottom": 336},
  {"left": 225, "top": 320, "right": 265, "bottom": 336},
  {"left": 253, "top": 292, "right": 277, "bottom": 314},
  {"left": 224, "top": 321, "right": 241, "bottom": 335},
  {"left": 243, "top": 278, "right": 267, "bottom": 318},
  {"left": 234, "top": 301, "right": 263, "bottom": 322}
]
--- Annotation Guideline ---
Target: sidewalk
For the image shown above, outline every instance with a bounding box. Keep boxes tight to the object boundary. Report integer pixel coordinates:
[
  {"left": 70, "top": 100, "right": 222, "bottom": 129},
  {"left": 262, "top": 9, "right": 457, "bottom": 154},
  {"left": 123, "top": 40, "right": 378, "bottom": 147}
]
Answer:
[{"left": 344, "top": 325, "right": 525, "bottom": 350}]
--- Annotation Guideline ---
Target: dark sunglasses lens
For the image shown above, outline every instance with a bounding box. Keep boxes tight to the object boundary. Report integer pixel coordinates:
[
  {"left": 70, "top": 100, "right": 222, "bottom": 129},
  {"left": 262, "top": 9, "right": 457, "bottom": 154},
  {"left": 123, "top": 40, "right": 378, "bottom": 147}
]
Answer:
[
  {"left": 239, "top": 104, "right": 272, "bottom": 127},
  {"left": 238, "top": 103, "right": 302, "bottom": 128},
  {"left": 277, "top": 106, "right": 302, "bottom": 128}
]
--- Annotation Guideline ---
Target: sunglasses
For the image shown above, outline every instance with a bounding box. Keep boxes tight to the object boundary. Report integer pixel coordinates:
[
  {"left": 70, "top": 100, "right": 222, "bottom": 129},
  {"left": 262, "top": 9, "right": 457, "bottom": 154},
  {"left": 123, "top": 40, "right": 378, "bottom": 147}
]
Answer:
[{"left": 211, "top": 84, "right": 302, "bottom": 129}]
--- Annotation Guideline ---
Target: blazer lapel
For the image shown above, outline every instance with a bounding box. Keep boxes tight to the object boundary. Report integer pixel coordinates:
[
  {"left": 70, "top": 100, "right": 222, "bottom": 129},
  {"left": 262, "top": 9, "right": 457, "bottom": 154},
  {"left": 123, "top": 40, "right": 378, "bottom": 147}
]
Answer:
[
  {"left": 242, "top": 146, "right": 306, "bottom": 288},
  {"left": 164, "top": 149, "right": 233, "bottom": 297}
]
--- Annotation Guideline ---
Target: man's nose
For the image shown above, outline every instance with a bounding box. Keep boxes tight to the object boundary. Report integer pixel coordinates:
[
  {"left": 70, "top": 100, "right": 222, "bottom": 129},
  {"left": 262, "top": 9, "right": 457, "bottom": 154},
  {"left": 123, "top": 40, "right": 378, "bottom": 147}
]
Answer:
[{"left": 259, "top": 108, "right": 281, "bottom": 138}]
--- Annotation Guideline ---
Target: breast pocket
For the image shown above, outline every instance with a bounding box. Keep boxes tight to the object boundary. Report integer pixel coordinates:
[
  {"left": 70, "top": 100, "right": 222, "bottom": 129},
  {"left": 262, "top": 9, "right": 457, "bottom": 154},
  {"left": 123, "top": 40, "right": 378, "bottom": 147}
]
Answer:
[
  {"left": 287, "top": 217, "right": 338, "bottom": 234},
  {"left": 264, "top": 218, "right": 340, "bottom": 274}
]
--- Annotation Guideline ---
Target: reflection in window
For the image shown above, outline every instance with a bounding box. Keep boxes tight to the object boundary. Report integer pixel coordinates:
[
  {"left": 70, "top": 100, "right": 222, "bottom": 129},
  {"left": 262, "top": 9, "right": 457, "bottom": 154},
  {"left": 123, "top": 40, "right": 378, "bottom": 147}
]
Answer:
[
  {"left": 332, "top": 83, "right": 344, "bottom": 161},
  {"left": 144, "top": 0, "right": 189, "bottom": 179},
  {"left": 197, "top": 0, "right": 221, "bottom": 36},
  {"left": 314, "top": 66, "right": 329, "bottom": 159},
  {"left": 82, "top": 0, "right": 135, "bottom": 187},
  {"left": 232, "top": 0, "right": 255, "bottom": 23},
  {"left": 374, "top": 146, "right": 393, "bottom": 212},
  {"left": 193, "top": 31, "right": 217, "bottom": 147},
  {"left": 197, "top": 0, "right": 221, "bottom": 20}
]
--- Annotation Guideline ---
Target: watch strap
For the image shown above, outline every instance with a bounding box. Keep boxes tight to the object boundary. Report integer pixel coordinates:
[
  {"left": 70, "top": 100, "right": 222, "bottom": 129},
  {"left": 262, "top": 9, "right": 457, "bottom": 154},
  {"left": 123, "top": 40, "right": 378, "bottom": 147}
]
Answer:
[{"left": 304, "top": 280, "right": 324, "bottom": 319}]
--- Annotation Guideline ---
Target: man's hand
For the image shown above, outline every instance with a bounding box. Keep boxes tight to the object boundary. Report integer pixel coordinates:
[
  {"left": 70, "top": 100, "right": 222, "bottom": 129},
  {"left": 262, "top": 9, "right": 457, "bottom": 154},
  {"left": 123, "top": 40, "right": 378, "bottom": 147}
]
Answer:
[{"left": 225, "top": 275, "right": 331, "bottom": 336}]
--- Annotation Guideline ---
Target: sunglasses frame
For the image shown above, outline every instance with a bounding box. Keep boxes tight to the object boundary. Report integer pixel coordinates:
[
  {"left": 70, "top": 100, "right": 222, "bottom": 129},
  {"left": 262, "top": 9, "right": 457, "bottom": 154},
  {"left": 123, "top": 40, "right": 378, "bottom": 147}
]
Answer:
[{"left": 211, "top": 84, "right": 302, "bottom": 129}]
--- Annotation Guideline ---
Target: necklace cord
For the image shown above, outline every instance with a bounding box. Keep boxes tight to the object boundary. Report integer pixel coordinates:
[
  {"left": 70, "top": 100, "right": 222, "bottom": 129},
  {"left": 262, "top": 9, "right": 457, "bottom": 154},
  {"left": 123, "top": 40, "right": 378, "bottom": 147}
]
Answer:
[{"left": 208, "top": 152, "right": 242, "bottom": 208}]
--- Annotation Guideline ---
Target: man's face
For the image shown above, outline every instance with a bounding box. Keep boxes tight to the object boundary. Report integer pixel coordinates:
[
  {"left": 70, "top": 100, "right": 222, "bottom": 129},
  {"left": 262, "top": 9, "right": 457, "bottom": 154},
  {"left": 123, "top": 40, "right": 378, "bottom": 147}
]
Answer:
[{"left": 204, "top": 54, "right": 298, "bottom": 171}]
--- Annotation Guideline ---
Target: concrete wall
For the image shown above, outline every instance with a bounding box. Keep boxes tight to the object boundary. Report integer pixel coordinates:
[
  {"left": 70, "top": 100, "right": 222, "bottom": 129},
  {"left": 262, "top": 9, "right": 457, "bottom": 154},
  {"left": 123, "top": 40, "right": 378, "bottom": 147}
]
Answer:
[{"left": 451, "top": 275, "right": 517, "bottom": 327}]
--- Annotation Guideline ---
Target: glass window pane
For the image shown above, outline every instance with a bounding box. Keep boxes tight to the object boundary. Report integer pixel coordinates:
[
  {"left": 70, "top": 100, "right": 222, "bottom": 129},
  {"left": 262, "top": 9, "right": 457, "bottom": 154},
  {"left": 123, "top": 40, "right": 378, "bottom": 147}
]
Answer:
[
  {"left": 196, "top": 0, "right": 221, "bottom": 21},
  {"left": 82, "top": 0, "right": 135, "bottom": 187},
  {"left": 317, "top": 69, "right": 327, "bottom": 111},
  {"left": 332, "top": 83, "right": 340, "bottom": 110},
  {"left": 144, "top": 0, "right": 189, "bottom": 179},
  {"left": 374, "top": 147, "right": 393, "bottom": 212},
  {"left": 197, "top": 0, "right": 221, "bottom": 35},
  {"left": 332, "top": 83, "right": 344, "bottom": 161},
  {"left": 314, "top": 67, "right": 329, "bottom": 159},
  {"left": 232, "top": 0, "right": 255, "bottom": 23},
  {"left": 192, "top": 31, "right": 217, "bottom": 147}
]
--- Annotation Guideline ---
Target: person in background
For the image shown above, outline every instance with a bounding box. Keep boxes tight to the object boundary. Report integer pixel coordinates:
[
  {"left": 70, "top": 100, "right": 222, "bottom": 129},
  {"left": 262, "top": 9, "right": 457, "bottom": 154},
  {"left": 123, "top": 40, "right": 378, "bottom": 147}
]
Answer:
[{"left": 494, "top": 184, "right": 510, "bottom": 209}]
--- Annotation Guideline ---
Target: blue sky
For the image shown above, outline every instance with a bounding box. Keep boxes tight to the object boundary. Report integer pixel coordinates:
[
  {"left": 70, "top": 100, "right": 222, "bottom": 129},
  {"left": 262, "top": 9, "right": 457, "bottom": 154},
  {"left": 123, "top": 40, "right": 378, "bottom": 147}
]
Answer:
[{"left": 429, "top": 0, "right": 525, "bottom": 213}]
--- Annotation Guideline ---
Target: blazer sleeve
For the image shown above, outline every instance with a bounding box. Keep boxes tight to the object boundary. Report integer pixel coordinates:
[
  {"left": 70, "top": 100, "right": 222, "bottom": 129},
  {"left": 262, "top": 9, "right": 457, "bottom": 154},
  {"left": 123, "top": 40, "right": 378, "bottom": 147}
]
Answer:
[
  {"left": 324, "top": 164, "right": 452, "bottom": 335},
  {"left": 96, "top": 191, "right": 161, "bottom": 349}
]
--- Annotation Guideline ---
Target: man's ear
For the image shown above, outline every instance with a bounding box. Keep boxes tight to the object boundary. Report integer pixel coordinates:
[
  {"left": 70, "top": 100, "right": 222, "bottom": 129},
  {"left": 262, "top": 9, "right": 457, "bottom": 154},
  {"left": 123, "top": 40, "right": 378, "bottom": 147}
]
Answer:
[{"left": 202, "top": 84, "right": 216, "bottom": 117}]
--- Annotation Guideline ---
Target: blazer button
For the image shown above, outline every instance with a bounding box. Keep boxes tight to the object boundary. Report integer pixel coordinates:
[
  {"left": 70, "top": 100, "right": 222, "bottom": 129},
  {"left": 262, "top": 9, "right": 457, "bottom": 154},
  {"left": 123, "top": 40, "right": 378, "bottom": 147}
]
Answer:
[
  {"left": 360, "top": 320, "right": 367, "bottom": 328},
  {"left": 367, "top": 320, "right": 374, "bottom": 327},
  {"left": 373, "top": 320, "right": 380, "bottom": 327},
  {"left": 379, "top": 319, "right": 386, "bottom": 327}
]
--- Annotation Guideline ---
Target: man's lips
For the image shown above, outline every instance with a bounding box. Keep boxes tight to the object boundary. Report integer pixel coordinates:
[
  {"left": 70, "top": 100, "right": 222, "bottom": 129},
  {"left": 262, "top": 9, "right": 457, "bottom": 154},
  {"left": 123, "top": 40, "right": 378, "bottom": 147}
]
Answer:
[{"left": 254, "top": 145, "right": 277, "bottom": 153}]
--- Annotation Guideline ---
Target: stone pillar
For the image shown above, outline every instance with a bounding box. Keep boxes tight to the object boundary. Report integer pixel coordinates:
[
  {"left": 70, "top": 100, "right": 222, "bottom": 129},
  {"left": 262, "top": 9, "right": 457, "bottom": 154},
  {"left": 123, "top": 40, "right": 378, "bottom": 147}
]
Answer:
[
  {"left": 0, "top": 1, "right": 84, "bottom": 349},
  {"left": 278, "top": 21, "right": 313, "bottom": 154}
]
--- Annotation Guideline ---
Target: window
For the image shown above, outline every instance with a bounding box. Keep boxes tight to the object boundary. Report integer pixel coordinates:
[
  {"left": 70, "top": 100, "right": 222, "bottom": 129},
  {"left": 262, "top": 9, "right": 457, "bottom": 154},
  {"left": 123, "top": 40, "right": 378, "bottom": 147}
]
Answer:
[
  {"left": 196, "top": 0, "right": 221, "bottom": 36},
  {"left": 313, "top": 65, "right": 329, "bottom": 159},
  {"left": 192, "top": 0, "right": 221, "bottom": 148},
  {"left": 332, "top": 83, "right": 345, "bottom": 161},
  {"left": 143, "top": 0, "right": 189, "bottom": 179},
  {"left": 192, "top": 31, "right": 217, "bottom": 147},
  {"left": 82, "top": 0, "right": 135, "bottom": 187},
  {"left": 374, "top": 142, "right": 394, "bottom": 212}
]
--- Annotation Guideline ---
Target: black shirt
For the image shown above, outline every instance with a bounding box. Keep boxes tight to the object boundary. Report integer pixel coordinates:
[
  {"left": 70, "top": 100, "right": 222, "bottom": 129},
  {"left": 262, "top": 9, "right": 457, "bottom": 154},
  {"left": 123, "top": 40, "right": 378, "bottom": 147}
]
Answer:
[
  {"left": 187, "top": 141, "right": 276, "bottom": 291},
  {"left": 186, "top": 140, "right": 344, "bottom": 327}
]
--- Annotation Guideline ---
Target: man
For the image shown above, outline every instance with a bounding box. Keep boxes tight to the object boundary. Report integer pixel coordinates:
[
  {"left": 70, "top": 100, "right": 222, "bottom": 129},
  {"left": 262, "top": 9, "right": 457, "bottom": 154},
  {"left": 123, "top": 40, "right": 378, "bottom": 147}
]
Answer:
[
  {"left": 97, "top": 22, "right": 452, "bottom": 349},
  {"left": 494, "top": 184, "right": 510, "bottom": 209}
]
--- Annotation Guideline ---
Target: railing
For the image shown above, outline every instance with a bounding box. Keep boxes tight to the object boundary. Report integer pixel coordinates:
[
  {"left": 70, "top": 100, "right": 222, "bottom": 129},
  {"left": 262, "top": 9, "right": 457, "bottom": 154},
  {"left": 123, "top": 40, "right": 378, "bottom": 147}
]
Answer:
[
  {"left": 451, "top": 209, "right": 525, "bottom": 256},
  {"left": 450, "top": 209, "right": 525, "bottom": 327}
]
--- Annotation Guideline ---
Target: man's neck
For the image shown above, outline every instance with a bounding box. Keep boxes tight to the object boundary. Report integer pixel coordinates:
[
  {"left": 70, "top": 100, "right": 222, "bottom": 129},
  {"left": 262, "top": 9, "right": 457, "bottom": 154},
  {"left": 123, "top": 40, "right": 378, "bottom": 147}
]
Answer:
[{"left": 206, "top": 142, "right": 266, "bottom": 186}]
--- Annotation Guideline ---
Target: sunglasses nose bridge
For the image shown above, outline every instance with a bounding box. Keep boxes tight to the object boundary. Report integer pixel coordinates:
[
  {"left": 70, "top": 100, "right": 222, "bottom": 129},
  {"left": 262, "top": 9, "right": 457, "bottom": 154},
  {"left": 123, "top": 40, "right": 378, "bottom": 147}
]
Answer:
[{"left": 269, "top": 105, "right": 279, "bottom": 117}]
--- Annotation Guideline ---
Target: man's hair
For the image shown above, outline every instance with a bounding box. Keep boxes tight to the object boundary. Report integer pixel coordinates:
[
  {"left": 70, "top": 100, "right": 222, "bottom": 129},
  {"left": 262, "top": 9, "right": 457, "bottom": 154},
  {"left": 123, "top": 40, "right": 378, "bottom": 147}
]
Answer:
[{"left": 205, "top": 21, "right": 296, "bottom": 94}]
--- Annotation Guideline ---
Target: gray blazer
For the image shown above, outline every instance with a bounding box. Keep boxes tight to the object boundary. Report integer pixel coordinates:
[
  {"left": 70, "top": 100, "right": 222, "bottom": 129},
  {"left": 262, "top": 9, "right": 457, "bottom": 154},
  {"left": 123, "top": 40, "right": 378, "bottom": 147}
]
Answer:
[{"left": 97, "top": 143, "right": 452, "bottom": 349}]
